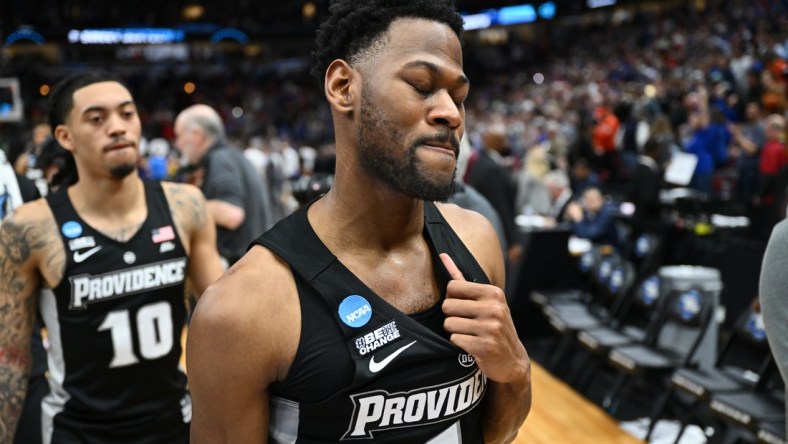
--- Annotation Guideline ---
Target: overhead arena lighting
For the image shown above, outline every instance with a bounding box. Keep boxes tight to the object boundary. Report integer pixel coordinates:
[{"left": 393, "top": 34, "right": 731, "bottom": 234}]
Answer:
[
  {"left": 4, "top": 29, "right": 46, "bottom": 46},
  {"left": 209, "top": 28, "right": 249, "bottom": 44},
  {"left": 463, "top": 13, "right": 494, "bottom": 31},
  {"left": 462, "top": 2, "right": 556, "bottom": 30},
  {"left": 587, "top": 0, "right": 617, "bottom": 8},
  {"left": 68, "top": 28, "right": 186, "bottom": 45},
  {"left": 498, "top": 4, "right": 538, "bottom": 25}
]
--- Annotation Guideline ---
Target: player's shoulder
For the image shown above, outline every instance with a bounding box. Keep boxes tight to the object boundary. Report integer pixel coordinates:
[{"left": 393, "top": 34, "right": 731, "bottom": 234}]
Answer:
[
  {"left": 434, "top": 201, "right": 497, "bottom": 241},
  {"left": 160, "top": 181, "right": 209, "bottom": 229},
  {"left": 194, "top": 244, "right": 298, "bottom": 329},
  {"left": 433, "top": 201, "right": 504, "bottom": 283},
  {"left": 189, "top": 244, "right": 299, "bottom": 378},
  {"left": 2, "top": 197, "right": 56, "bottom": 233},
  {"left": 0, "top": 198, "right": 63, "bottom": 279},
  {"left": 161, "top": 180, "right": 205, "bottom": 203}
]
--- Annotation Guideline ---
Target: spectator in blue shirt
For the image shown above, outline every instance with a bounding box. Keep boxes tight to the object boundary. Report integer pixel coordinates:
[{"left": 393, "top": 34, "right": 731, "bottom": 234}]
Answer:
[{"left": 565, "top": 186, "right": 621, "bottom": 250}]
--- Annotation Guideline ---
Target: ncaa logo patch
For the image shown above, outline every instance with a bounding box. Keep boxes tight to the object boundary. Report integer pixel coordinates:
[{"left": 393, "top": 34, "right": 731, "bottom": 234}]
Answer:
[
  {"left": 339, "top": 295, "right": 372, "bottom": 328},
  {"left": 61, "top": 221, "right": 83, "bottom": 239}
]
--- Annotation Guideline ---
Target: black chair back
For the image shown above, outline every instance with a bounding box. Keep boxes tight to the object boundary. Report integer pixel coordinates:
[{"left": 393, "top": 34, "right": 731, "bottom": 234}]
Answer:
[
  {"left": 608, "top": 273, "right": 666, "bottom": 334},
  {"left": 656, "top": 286, "right": 716, "bottom": 367},
  {"left": 604, "top": 260, "right": 638, "bottom": 320},
  {"left": 591, "top": 253, "right": 619, "bottom": 292},
  {"left": 630, "top": 232, "right": 664, "bottom": 277}
]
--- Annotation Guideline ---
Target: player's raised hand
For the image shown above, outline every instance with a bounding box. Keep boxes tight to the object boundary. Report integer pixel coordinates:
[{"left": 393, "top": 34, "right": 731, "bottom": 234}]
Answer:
[{"left": 439, "top": 253, "right": 530, "bottom": 384}]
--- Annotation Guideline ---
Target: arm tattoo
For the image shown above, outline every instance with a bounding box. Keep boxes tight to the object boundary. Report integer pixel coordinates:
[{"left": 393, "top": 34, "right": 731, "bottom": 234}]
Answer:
[
  {"left": 0, "top": 218, "right": 47, "bottom": 441},
  {"left": 0, "top": 348, "right": 30, "bottom": 369},
  {"left": 167, "top": 184, "right": 208, "bottom": 237},
  {"left": 0, "top": 362, "right": 29, "bottom": 440},
  {"left": 0, "top": 221, "right": 47, "bottom": 293},
  {"left": 167, "top": 185, "right": 189, "bottom": 238},
  {"left": 188, "top": 193, "right": 208, "bottom": 229}
]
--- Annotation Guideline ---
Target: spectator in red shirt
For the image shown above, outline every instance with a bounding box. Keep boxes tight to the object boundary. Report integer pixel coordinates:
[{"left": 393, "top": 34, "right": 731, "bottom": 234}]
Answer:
[
  {"left": 759, "top": 114, "right": 787, "bottom": 183},
  {"left": 756, "top": 114, "right": 788, "bottom": 239},
  {"left": 591, "top": 105, "right": 620, "bottom": 182},
  {"left": 592, "top": 105, "right": 620, "bottom": 154}
]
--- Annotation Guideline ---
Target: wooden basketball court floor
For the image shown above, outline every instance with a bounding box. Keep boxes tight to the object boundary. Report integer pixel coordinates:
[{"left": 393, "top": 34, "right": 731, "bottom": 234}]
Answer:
[{"left": 514, "top": 362, "right": 645, "bottom": 444}]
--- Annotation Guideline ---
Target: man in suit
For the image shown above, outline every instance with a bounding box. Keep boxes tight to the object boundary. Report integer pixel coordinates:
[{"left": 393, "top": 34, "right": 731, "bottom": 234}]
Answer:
[
  {"left": 626, "top": 139, "right": 663, "bottom": 235},
  {"left": 466, "top": 122, "right": 522, "bottom": 264},
  {"left": 544, "top": 169, "right": 573, "bottom": 223}
]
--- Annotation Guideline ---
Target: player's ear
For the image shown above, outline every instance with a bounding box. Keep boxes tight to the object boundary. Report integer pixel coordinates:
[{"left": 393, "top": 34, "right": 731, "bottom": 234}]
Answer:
[
  {"left": 325, "top": 60, "right": 356, "bottom": 116},
  {"left": 54, "top": 125, "right": 76, "bottom": 153}
]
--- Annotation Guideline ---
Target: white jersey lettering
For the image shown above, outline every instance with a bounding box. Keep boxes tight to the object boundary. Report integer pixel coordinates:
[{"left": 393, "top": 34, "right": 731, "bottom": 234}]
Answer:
[
  {"left": 355, "top": 321, "right": 402, "bottom": 356},
  {"left": 69, "top": 258, "right": 187, "bottom": 309},
  {"left": 343, "top": 368, "right": 487, "bottom": 439},
  {"left": 427, "top": 388, "right": 449, "bottom": 420}
]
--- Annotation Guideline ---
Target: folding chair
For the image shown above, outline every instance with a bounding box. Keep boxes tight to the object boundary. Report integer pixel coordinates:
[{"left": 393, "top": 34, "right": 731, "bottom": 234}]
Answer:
[
  {"left": 628, "top": 231, "right": 665, "bottom": 278},
  {"left": 602, "top": 283, "right": 717, "bottom": 417},
  {"left": 529, "top": 245, "right": 611, "bottom": 310},
  {"left": 756, "top": 417, "right": 786, "bottom": 444},
  {"left": 543, "top": 251, "right": 622, "bottom": 321},
  {"left": 708, "top": 358, "right": 785, "bottom": 444},
  {"left": 645, "top": 308, "right": 774, "bottom": 442},
  {"left": 570, "top": 273, "right": 666, "bottom": 392},
  {"left": 543, "top": 256, "right": 635, "bottom": 376}
]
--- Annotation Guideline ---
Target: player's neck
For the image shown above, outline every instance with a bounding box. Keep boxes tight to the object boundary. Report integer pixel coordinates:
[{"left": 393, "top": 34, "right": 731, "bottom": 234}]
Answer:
[
  {"left": 311, "top": 186, "right": 426, "bottom": 254},
  {"left": 69, "top": 174, "right": 145, "bottom": 218}
]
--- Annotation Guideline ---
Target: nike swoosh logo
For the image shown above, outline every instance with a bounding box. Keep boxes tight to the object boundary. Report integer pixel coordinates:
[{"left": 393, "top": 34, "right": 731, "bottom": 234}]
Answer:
[
  {"left": 369, "top": 340, "right": 417, "bottom": 373},
  {"left": 73, "top": 246, "right": 102, "bottom": 263}
]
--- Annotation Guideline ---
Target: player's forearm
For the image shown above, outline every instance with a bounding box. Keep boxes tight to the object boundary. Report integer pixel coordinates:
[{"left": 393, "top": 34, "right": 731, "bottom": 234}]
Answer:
[
  {"left": 0, "top": 348, "right": 31, "bottom": 443},
  {"left": 481, "top": 369, "right": 532, "bottom": 444},
  {"left": 206, "top": 200, "right": 245, "bottom": 230}
]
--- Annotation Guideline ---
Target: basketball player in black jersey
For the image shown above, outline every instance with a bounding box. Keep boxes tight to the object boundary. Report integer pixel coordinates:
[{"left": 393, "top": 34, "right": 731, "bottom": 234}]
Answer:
[
  {"left": 0, "top": 71, "right": 224, "bottom": 443},
  {"left": 187, "top": 1, "right": 532, "bottom": 442}
]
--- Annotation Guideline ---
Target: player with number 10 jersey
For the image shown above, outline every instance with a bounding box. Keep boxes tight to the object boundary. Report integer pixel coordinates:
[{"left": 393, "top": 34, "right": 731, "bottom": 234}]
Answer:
[{"left": 41, "top": 180, "right": 191, "bottom": 443}]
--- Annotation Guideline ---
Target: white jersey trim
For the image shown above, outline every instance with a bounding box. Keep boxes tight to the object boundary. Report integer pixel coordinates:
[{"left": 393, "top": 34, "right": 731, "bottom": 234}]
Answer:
[
  {"left": 39, "top": 288, "right": 70, "bottom": 444},
  {"left": 269, "top": 396, "right": 300, "bottom": 444},
  {"left": 427, "top": 421, "right": 463, "bottom": 444}
]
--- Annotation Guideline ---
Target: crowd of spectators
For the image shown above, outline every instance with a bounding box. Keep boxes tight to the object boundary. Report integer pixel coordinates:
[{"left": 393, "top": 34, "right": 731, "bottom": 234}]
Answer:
[
  {"left": 3, "top": 0, "right": 788, "bottom": 243},
  {"left": 457, "top": 0, "right": 788, "bottom": 243}
]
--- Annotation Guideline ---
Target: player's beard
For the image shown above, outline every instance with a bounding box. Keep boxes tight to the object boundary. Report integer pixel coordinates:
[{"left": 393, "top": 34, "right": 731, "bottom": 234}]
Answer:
[
  {"left": 110, "top": 163, "right": 137, "bottom": 179},
  {"left": 356, "top": 89, "right": 458, "bottom": 202}
]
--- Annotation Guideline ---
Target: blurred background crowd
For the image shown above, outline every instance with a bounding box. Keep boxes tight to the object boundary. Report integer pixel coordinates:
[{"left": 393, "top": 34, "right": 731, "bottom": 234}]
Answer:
[
  {"left": 3, "top": 1, "right": 788, "bottom": 441},
  {"left": 2, "top": 0, "right": 788, "bottom": 242}
]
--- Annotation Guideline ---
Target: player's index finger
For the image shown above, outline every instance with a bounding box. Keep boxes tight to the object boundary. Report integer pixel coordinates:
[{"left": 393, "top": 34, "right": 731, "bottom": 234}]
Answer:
[{"left": 439, "top": 253, "right": 466, "bottom": 282}]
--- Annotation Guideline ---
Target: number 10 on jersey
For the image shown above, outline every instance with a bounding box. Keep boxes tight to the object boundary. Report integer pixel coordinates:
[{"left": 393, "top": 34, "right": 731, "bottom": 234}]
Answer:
[{"left": 98, "top": 301, "right": 174, "bottom": 368}]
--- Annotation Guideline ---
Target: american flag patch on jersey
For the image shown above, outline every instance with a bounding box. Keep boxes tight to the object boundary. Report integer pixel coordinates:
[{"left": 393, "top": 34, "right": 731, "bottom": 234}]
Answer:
[{"left": 151, "top": 225, "right": 175, "bottom": 243}]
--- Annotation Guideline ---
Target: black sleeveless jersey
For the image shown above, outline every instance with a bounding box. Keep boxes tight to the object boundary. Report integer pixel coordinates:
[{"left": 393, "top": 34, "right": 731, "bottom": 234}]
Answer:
[
  {"left": 253, "top": 200, "right": 490, "bottom": 443},
  {"left": 40, "top": 180, "right": 191, "bottom": 444}
]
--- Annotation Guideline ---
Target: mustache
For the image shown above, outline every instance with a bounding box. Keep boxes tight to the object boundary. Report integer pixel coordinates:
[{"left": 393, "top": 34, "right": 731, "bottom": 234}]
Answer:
[{"left": 411, "top": 131, "right": 461, "bottom": 155}]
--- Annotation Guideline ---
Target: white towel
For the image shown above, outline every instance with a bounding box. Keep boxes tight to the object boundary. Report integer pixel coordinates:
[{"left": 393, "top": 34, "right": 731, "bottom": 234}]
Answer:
[{"left": 0, "top": 150, "right": 24, "bottom": 223}]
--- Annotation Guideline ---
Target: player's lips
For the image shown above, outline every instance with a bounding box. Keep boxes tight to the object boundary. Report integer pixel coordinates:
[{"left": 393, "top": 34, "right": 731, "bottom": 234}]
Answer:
[
  {"left": 104, "top": 141, "right": 134, "bottom": 151},
  {"left": 421, "top": 141, "right": 458, "bottom": 156}
]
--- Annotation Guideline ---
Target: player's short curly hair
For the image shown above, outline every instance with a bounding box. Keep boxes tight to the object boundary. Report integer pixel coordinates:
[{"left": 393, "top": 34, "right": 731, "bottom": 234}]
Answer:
[{"left": 311, "top": 0, "right": 464, "bottom": 87}]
